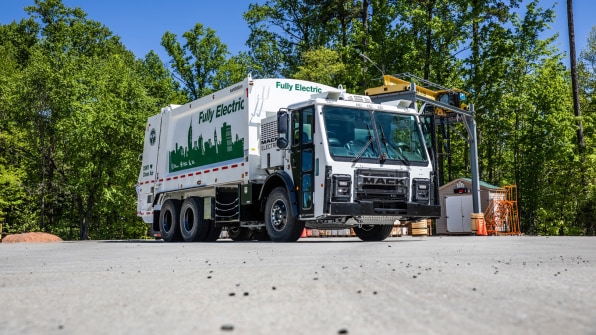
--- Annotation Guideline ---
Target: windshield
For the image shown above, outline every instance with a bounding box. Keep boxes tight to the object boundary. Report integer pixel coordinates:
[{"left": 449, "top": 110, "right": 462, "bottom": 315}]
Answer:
[
  {"left": 374, "top": 112, "right": 427, "bottom": 163},
  {"left": 323, "top": 106, "right": 428, "bottom": 164},
  {"left": 323, "top": 107, "right": 379, "bottom": 161}
]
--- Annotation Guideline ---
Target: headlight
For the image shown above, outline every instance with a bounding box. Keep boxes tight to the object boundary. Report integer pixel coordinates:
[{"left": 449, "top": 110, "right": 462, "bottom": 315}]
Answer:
[
  {"left": 413, "top": 178, "right": 430, "bottom": 203},
  {"left": 332, "top": 175, "right": 351, "bottom": 202}
]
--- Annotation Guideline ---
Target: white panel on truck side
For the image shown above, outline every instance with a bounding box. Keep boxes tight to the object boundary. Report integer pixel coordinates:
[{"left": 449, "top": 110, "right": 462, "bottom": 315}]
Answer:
[
  {"left": 159, "top": 81, "right": 249, "bottom": 193},
  {"left": 245, "top": 79, "right": 337, "bottom": 180},
  {"left": 137, "top": 113, "right": 165, "bottom": 223}
]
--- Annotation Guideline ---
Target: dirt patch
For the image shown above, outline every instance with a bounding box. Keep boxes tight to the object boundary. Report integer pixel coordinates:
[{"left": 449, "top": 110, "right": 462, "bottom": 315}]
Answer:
[{"left": 2, "top": 232, "right": 63, "bottom": 243}]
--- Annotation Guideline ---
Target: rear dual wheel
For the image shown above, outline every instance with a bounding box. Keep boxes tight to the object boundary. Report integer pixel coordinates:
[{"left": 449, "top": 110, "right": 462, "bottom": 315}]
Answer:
[
  {"left": 180, "top": 197, "right": 209, "bottom": 242},
  {"left": 160, "top": 200, "right": 181, "bottom": 242},
  {"left": 180, "top": 197, "right": 221, "bottom": 242},
  {"left": 159, "top": 197, "right": 221, "bottom": 243}
]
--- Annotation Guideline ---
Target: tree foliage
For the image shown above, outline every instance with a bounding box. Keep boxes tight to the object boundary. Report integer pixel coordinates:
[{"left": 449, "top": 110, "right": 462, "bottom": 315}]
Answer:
[
  {"left": 161, "top": 23, "right": 229, "bottom": 100},
  {"left": 0, "top": 0, "right": 162, "bottom": 239},
  {"left": 1, "top": 0, "right": 595, "bottom": 238},
  {"left": 294, "top": 47, "right": 346, "bottom": 86}
]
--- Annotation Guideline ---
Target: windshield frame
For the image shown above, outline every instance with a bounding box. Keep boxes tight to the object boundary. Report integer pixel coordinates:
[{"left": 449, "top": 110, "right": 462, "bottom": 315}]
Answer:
[{"left": 322, "top": 106, "right": 429, "bottom": 166}]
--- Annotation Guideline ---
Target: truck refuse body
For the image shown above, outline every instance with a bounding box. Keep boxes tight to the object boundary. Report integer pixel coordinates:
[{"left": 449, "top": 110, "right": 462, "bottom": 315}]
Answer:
[{"left": 136, "top": 75, "right": 440, "bottom": 242}]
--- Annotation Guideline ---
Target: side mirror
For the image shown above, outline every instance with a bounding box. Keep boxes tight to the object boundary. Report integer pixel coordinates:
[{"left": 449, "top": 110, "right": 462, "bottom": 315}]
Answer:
[
  {"left": 277, "top": 110, "right": 289, "bottom": 149},
  {"left": 277, "top": 110, "right": 288, "bottom": 134}
]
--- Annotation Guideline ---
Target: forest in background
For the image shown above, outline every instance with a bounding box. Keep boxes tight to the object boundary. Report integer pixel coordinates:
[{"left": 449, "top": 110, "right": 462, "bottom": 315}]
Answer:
[{"left": 1, "top": 0, "right": 595, "bottom": 239}]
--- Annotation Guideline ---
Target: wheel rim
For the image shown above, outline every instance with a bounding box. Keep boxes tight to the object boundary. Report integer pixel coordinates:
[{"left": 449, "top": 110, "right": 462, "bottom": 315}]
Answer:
[
  {"left": 183, "top": 208, "right": 194, "bottom": 232},
  {"left": 270, "top": 199, "right": 288, "bottom": 232},
  {"left": 163, "top": 211, "right": 173, "bottom": 233}
]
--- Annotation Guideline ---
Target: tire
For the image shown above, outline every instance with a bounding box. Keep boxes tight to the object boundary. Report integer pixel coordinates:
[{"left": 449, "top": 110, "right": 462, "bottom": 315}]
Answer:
[
  {"left": 251, "top": 227, "right": 271, "bottom": 241},
  {"left": 179, "top": 197, "right": 208, "bottom": 242},
  {"left": 203, "top": 220, "right": 222, "bottom": 242},
  {"left": 228, "top": 227, "right": 252, "bottom": 241},
  {"left": 353, "top": 224, "right": 393, "bottom": 241},
  {"left": 264, "top": 187, "right": 304, "bottom": 242},
  {"left": 160, "top": 199, "right": 181, "bottom": 242}
]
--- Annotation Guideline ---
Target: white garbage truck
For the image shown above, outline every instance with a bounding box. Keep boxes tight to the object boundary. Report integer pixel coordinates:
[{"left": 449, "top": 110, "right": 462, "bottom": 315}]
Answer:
[{"left": 136, "top": 75, "right": 440, "bottom": 242}]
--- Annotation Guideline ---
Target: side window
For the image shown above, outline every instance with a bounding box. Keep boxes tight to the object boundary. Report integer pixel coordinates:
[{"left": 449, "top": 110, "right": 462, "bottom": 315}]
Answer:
[
  {"left": 302, "top": 108, "right": 313, "bottom": 144},
  {"left": 292, "top": 107, "right": 314, "bottom": 146},
  {"left": 420, "top": 115, "right": 434, "bottom": 151},
  {"left": 292, "top": 112, "right": 300, "bottom": 147}
]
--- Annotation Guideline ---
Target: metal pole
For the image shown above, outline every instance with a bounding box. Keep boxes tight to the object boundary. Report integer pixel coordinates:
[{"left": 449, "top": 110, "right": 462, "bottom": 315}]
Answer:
[
  {"left": 467, "top": 104, "right": 481, "bottom": 213},
  {"left": 410, "top": 82, "right": 418, "bottom": 111}
]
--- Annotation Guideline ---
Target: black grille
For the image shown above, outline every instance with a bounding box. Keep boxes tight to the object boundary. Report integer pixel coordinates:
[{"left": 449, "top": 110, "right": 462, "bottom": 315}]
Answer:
[{"left": 355, "top": 169, "right": 409, "bottom": 202}]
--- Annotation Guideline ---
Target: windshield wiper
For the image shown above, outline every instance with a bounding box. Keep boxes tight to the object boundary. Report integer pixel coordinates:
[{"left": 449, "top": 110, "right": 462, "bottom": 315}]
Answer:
[
  {"left": 378, "top": 126, "right": 409, "bottom": 165},
  {"left": 352, "top": 124, "right": 374, "bottom": 162}
]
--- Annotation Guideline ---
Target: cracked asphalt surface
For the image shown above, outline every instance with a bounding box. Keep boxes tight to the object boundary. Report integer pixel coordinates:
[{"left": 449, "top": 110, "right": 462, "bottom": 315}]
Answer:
[{"left": 1, "top": 236, "right": 595, "bottom": 335}]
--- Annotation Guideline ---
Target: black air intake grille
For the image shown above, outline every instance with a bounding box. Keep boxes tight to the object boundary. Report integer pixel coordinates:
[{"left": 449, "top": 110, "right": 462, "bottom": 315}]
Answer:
[{"left": 355, "top": 169, "right": 409, "bottom": 201}]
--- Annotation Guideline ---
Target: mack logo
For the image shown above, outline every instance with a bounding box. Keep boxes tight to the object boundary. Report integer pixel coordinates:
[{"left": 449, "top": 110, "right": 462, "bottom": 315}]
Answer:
[
  {"left": 260, "top": 137, "right": 279, "bottom": 151},
  {"left": 260, "top": 138, "right": 278, "bottom": 145},
  {"left": 362, "top": 177, "right": 405, "bottom": 186}
]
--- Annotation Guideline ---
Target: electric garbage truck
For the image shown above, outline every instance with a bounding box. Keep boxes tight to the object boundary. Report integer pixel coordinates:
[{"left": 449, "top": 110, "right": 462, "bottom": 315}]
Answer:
[{"left": 136, "top": 75, "right": 440, "bottom": 242}]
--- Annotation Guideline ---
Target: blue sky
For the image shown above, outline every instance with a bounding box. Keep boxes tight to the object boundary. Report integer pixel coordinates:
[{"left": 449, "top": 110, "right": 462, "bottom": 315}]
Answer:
[{"left": 0, "top": 0, "right": 594, "bottom": 66}]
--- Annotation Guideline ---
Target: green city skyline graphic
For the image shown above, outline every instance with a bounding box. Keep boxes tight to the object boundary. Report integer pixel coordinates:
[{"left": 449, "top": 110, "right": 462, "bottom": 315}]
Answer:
[{"left": 169, "top": 120, "right": 244, "bottom": 173}]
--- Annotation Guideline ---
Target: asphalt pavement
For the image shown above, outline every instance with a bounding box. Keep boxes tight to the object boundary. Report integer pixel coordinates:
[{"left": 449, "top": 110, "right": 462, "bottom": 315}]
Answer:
[{"left": 1, "top": 236, "right": 595, "bottom": 335}]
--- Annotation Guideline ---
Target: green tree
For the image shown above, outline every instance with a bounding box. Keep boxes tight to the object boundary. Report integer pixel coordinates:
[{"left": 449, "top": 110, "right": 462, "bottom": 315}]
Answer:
[
  {"left": 467, "top": 1, "right": 582, "bottom": 234},
  {"left": 390, "top": 0, "right": 467, "bottom": 81},
  {"left": 0, "top": 0, "right": 156, "bottom": 239},
  {"left": 566, "top": 0, "right": 585, "bottom": 154},
  {"left": 56, "top": 52, "right": 152, "bottom": 239},
  {"left": 138, "top": 50, "right": 186, "bottom": 108},
  {"left": 0, "top": 23, "right": 30, "bottom": 228},
  {"left": 465, "top": 0, "right": 522, "bottom": 93},
  {"left": 576, "top": 26, "right": 596, "bottom": 235},
  {"left": 294, "top": 47, "right": 346, "bottom": 86},
  {"left": 161, "top": 23, "right": 229, "bottom": 100},
  {"left": 243, "top": 0, "right": 343, "bottom": 77},
  {"left": 212, "top": 52, "right": 254, "bottom": 88}
]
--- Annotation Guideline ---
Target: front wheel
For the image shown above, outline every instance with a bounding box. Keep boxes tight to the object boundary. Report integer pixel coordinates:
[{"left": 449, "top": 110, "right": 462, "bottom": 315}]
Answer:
[
  {"left": 264, "top": 187, "right": 304, "bottom": 242},
  {"left": 353, "top": 224, "right": 393, "bottom": 241}
]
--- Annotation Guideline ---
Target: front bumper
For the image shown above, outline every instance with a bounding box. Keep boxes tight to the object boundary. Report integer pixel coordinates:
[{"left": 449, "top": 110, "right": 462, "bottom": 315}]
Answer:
[{"left": 328, "top": 201, "right": 440, "bottom": 218}]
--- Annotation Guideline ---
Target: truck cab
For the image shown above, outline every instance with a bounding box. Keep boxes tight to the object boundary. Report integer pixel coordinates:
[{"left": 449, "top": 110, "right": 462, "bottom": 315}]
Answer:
[{"left": 260, "top": 90, "right": 440, "bottom": 241}]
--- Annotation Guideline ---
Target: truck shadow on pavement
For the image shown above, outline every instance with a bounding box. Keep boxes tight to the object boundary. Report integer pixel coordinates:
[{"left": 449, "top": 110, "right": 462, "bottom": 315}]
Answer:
[{"left": 100, "top": 238, "right": 426, "bottom": 244}]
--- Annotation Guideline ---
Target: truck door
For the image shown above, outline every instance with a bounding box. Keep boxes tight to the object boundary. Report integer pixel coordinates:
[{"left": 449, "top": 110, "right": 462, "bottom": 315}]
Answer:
[{"left": 291, "top": 107, "right": 315, "bottom": 217}]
